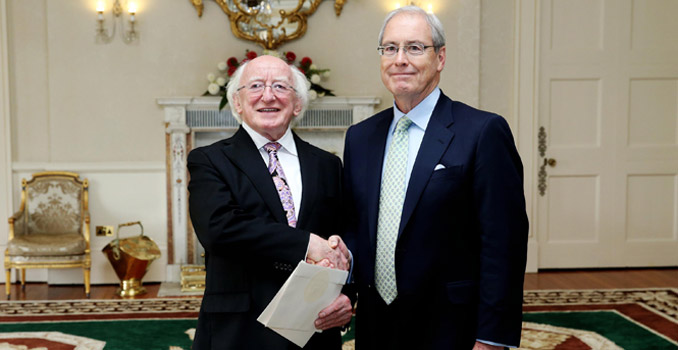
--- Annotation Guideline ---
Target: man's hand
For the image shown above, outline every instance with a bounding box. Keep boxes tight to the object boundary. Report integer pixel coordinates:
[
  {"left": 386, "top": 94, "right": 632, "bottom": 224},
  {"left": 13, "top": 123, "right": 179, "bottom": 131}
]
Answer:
[
  {"left": 314, "top": 293, "right": 352, "bottom": 330},
  {"left": 472, "top": 341, "right": 503, "bottom": 350},
  {"left": 328, "top": 235, "right": 351, "bottom": 265},
  {"left": 307, "top": 234, "right": 350, "bottom": 270}
]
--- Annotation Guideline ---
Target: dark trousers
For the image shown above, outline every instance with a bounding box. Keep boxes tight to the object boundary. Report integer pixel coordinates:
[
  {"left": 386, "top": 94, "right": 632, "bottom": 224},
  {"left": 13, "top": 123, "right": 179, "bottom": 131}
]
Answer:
[{"left": 354, "top": 287, "right": 478, "bottom": 349}]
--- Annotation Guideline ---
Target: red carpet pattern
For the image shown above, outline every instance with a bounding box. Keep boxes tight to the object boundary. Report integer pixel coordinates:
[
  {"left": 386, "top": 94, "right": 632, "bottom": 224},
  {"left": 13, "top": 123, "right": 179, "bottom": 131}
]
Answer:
[
  {"left": 522, "top": 288, "right": 678, "bottom": 348},
  {"left": 1, "top": 289, "right": 676, "bottom": 349},
  {"left": 0, "top": 298, "right": 201, "bottom": 323}
]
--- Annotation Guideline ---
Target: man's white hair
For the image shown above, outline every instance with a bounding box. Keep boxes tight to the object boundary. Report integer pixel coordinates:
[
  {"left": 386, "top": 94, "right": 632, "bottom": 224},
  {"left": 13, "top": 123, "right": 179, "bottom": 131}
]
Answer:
[{"left": 378, "top": 5, "right": 446, "bottom": 50}]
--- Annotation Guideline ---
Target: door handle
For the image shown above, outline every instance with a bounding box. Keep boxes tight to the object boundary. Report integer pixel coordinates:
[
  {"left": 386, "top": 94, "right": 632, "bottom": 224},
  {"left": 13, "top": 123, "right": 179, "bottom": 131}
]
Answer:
[{"left": 537, "top": 127, "right": 554, "bottom": 196}]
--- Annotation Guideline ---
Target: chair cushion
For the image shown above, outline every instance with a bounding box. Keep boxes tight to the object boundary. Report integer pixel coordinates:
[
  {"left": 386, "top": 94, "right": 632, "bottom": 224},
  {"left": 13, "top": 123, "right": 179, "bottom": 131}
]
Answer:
[{"left": 7, "top": 233, "right": 87, "bottom": 256}]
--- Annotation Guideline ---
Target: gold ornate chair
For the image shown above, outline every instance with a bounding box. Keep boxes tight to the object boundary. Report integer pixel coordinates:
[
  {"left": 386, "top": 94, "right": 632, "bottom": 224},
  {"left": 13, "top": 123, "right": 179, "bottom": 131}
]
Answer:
[{"left": 4, "top": 171, "right": 91, "bottom": 299}]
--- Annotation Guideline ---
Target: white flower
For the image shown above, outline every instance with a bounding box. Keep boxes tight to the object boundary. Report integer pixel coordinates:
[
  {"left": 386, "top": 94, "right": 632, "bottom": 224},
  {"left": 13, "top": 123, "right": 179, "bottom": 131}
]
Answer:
[
  {"left": 217, "top": 61, "right": 227, "bottom": 71},
  {"left": 207, "top": 83, "right": 221, "bottom": 95},
  {"left": 310, "top": 74, "right": 321, "bottom": 84},
  {"left": 322, "top": 70, "right": 331, "bottom": 78},
  {"left": 217, "top": 77, "right": 227, "bottom": 86},
  {"left": 309, "top": 89, "right": 318, "bottom": 100},
  {"left": 207, "top": 73, "right": 216, "bottom": 82},
  {"left": 318, "top": 91, "right": 325, "bottom": 97},
  {"left": 310, "top": 64, "right": 318, "bottom": 70}
]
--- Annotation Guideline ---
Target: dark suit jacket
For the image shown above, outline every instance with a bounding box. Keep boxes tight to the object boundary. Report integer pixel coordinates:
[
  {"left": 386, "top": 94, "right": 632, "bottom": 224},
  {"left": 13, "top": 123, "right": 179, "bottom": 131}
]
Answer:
[
  {"left": 187, "top": 127, "right": 343, "bottom": 350},
  {"left": 342, "top": 92, "right": 528, "bottom": 349}
]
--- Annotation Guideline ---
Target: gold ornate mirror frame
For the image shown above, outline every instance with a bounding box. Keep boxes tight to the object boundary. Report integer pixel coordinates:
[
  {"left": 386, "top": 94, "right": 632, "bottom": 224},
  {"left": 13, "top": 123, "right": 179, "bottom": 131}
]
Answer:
[{"left": 190, "top": 0, "right": 346, "bottom": 50}]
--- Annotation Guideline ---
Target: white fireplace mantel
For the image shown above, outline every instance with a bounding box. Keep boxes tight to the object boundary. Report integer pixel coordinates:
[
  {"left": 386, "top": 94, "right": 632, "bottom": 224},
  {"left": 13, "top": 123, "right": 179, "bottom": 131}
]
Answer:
[{"left": 157, "top": 96, "right": 380, "bottom": 282}]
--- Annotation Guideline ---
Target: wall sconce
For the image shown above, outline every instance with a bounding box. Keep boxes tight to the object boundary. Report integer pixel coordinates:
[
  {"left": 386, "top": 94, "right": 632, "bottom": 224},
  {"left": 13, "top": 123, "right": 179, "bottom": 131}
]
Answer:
[{"left": 96, "top": 0, "right": 138, "bottom": 44}]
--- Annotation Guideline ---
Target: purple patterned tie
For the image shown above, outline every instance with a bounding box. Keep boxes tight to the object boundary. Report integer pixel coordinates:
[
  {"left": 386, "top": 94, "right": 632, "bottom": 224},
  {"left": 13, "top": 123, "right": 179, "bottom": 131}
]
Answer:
[{"left": 264, "top": 142, "right": 297, "bottom": 227}]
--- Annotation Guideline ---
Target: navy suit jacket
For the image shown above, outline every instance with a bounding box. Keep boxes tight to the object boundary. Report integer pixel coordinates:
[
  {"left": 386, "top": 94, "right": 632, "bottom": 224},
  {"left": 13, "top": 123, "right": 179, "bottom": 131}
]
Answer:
[
  {"left": 188, "top": 127, "right": 343, "bottom": 349},
  {"left": 343, "top": 93, "right": 528, "bottom": 348}
]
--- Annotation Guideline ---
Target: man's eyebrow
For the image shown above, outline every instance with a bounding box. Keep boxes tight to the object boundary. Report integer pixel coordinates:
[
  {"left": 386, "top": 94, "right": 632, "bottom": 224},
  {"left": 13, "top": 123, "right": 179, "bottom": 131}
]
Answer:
[{"left": 273, "top": 76, "right": 291, "bottom": 83}]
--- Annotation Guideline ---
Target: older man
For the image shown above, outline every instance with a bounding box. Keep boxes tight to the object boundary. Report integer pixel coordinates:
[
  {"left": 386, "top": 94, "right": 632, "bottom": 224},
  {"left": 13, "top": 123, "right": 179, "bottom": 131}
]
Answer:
[
  {"left": 342, "top": 6, "right": 528, "bottom": 349},
  {"left": 188, "top": 55, "right": 352, "bottom": 349}
]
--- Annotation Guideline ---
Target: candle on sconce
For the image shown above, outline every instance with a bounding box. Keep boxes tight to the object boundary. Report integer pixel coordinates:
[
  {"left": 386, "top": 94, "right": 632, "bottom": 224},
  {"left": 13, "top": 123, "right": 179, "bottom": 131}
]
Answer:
[
  {"left": 427, "top": 3, "right": 433, "bottom": 13},
  {"left": 97, "top": 1, "right": 105, "bottom": 19},
  {"left": 128, "top": 2, "right": 137, "bottom": 22}
]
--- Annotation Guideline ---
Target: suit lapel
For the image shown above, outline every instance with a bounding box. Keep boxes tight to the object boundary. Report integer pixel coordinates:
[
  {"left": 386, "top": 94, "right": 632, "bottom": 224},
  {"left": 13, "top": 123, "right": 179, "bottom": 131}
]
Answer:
[
  {"left": 222, "top": 127, "right": 288, "bottom": 224},
  {"left": 399, "top": 95, "right": 455, "bottom": 238},
  {"left": 294, "top": 133, "right": 317, "bottom": 230},
  {"left": 367, "top": 111, "right": 394, "bottom": 249}
]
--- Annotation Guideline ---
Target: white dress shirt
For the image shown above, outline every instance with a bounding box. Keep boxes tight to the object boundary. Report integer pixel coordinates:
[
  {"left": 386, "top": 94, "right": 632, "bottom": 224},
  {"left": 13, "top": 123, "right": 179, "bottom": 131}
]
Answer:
[{"left": 242, "top": 122, "right": 302, "bottom": 216}]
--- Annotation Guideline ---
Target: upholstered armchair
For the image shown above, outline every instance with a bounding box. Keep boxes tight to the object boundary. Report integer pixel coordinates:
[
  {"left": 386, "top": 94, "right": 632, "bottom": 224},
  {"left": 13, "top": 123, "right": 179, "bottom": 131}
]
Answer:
[{"left": 4, "top": 171, "right": 91, "bottom": 299}]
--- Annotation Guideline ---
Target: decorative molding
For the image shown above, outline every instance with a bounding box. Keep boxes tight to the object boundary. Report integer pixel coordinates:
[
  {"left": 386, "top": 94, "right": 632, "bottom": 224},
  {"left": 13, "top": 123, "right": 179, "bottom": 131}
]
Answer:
[
  {"left": 455, "top": 0, "right": 481, "bottom": 108},
  {"left": 191, "top": 0, "right": 346, "bottom": 50},
  {"left": 514, "top": 0, "right": 539, "bottom": 272},
  {"left": 1, "top": 0, "right": 14, "bottom": 284},
  {"left": 158, "top": 96, "right": 381, "bottom": 126},
  {"left": 12, "top": 162, "right": 165, "bottom": 173}
]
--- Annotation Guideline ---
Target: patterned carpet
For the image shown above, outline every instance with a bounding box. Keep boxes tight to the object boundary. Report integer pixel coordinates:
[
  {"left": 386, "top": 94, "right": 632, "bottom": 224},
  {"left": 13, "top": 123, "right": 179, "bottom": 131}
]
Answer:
[
  {"left": 520, "top": 288, "right": 678, "bottom": 349},
  {"left": 0, "top": 288, "right": 676, "bottom": 349}
]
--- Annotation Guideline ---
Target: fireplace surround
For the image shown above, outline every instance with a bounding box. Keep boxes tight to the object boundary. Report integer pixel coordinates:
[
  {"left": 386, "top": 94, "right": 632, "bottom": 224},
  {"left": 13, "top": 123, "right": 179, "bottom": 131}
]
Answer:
[{"left": 157, "top": 96, "right": 380, "bottom": 281}]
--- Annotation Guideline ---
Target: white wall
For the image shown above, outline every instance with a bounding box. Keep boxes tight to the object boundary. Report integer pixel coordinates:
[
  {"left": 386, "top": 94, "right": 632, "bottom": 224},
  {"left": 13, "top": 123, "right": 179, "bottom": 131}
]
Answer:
[
  {"left": 3, "top": 0, "right": 517, "bottom": 283},
  {"left": 7, "top": 0, "right": 514, "bottom": 164}
]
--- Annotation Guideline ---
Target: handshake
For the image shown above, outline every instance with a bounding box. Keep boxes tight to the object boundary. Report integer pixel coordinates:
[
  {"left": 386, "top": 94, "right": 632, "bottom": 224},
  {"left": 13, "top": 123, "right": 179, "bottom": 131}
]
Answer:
[{"left": 306, "top": 234, "right": 351, "bottom": 271}]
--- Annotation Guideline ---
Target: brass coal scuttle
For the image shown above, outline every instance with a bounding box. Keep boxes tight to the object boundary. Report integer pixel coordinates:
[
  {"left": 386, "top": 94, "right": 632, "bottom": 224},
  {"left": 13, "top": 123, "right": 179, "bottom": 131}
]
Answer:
[{"left": 102, "top": 221, "right": 160, "bottom": 297}]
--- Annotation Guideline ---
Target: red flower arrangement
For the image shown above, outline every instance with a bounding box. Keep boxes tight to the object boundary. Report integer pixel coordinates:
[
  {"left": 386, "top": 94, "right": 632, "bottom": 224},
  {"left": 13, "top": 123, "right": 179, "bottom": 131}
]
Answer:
[{"left": 283, "top": 51, "right": 334, "bottom": 99}]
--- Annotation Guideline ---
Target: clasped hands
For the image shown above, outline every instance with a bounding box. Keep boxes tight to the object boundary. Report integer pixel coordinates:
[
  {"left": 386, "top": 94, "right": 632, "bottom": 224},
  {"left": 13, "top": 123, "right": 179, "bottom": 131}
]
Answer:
[
  {"left": 307, "top": 234, "right": 353, "bottom": 330},
  {"left": 306, "top": 234, "right": 351, "bottom": 271}
]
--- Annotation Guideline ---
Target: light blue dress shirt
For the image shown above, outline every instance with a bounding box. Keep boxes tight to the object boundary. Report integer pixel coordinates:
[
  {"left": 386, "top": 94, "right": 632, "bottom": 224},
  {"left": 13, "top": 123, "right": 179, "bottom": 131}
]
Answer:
[{"left": 381, "top": 88, "right": 440, "bottom": 183}]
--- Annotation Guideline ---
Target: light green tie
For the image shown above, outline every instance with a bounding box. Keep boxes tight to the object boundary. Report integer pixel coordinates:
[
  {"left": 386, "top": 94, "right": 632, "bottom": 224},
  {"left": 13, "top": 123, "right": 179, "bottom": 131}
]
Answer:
[{"left": 375, "top": 115, "right": 412, "bottom": 305}]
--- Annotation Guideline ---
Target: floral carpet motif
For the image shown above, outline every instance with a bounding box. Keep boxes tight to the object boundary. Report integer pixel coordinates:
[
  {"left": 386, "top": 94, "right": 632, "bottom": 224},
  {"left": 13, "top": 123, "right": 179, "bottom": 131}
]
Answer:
[
  {"left": 0, "top": 289, "right": 676, "bottom": 349},
  {"left": 522, "top": 288, "right": 678, "bottom": 349},
  {"left": 0, "top": 298, "right": 201, "bottom": 323}
]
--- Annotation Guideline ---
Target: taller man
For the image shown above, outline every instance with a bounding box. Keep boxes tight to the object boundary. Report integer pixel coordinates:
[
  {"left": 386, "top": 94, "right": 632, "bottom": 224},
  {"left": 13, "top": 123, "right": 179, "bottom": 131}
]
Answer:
[{"left": 343, "top": 6, "right": 529, "bottom": 349}]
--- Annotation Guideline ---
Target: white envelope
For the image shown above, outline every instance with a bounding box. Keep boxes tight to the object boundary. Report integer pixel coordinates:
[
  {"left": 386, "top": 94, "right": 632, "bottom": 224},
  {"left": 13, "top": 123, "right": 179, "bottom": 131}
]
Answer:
[{"left": 257, "top": 261, "right": 348, "bottom": 347}]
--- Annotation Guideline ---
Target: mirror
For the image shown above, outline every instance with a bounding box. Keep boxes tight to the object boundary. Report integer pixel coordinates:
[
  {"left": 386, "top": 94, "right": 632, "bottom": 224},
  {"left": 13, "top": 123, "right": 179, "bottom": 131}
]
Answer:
[{"left": 190, "top": 0, "right": 346, "bottom": 50}]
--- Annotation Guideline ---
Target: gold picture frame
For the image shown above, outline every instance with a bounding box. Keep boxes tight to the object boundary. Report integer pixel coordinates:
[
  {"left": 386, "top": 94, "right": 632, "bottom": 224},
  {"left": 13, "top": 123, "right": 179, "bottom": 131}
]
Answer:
[{"left": 190, "top": 0, "right": 346, "bottom": 50}]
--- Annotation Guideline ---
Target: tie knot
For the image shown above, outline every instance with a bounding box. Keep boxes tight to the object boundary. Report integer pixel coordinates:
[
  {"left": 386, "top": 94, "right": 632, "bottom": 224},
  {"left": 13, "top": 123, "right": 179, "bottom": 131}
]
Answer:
[
  {"left": 264, "top": 142, "right": 282, "bottom": 153},
  {"left": 395, "top": 116, "right": 412, "bottom": 133}
]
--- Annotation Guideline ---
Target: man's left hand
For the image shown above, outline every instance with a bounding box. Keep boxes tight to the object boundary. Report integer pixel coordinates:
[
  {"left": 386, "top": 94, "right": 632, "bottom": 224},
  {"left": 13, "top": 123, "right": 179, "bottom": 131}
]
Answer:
[
  {"left": 472, "top": 341, "right": 503, "bottom": 350},
  {"left": 314, "top": 293, "right": 352, "bottom": 330}
]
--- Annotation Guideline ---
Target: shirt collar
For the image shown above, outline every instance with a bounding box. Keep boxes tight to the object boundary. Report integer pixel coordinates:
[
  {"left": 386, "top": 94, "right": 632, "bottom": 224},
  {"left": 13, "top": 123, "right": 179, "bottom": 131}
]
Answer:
[
  {"left": 392, "top": 87, "right": 441, "bottom": 133},
  {"left": 241, "top": 121, "right": 298, "bottom": 156}
]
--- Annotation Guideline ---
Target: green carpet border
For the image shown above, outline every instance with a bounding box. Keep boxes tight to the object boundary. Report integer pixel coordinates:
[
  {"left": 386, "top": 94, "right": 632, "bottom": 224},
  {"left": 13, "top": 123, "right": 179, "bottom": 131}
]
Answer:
[{"left": 522, "top": 309, "right": 676, "bottom": 350}]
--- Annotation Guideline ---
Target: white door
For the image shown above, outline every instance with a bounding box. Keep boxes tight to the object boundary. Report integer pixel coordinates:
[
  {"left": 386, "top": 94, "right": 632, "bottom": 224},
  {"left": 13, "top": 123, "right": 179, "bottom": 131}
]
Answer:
[{"left": 537, "top": 0, "right": 678, "bottom": 268}]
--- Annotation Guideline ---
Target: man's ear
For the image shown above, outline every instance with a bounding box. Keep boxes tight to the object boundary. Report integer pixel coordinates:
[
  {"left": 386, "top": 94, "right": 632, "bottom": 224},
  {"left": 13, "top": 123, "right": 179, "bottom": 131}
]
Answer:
[
  {"left": 293, "top": 98, "right": 302, "bottom": 116},
  {"left": 436, "top": 46, "right": 446, "bottom": 72},
  {"left": 233, "top": 94, "right": 243, "bottom": 114}
]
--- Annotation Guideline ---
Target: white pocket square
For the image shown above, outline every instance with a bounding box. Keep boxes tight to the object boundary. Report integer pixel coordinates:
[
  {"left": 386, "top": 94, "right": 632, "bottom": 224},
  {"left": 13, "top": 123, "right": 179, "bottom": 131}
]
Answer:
[{"left": 434, "top": 164, "right": 446, "bottom": 171}]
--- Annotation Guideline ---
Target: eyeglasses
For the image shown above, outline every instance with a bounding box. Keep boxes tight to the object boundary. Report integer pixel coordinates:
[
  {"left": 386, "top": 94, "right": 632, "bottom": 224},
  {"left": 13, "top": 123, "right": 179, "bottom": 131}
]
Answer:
[
  {"left": 237, "top": 81, "right": 296, "bottom": 97},
  {"left": 377, "top": 43, "right": 436, "bottom": 57}
]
